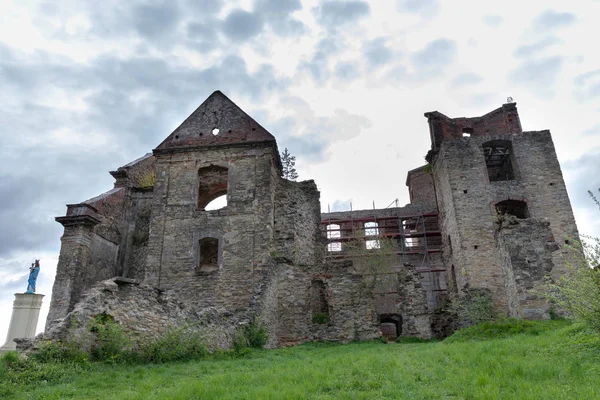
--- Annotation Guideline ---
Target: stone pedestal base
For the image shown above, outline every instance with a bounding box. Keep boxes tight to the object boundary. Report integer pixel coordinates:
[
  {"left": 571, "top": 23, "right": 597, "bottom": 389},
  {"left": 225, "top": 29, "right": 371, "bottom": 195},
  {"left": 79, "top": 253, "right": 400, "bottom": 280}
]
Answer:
[{"left": 1, "top": 294, "right": 44, "bottom": 354}]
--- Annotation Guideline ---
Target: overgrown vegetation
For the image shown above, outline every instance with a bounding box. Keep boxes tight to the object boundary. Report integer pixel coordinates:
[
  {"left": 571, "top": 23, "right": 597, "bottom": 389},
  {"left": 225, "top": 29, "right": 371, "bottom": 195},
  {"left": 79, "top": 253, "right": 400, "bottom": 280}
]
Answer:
[
  {"left": 231, "top": 319, "right": 268, "bottom": 353},
  {"left": 2, "top": 320, "right": 600, "bottom": 399},
  {"left": 311, "top": 312, "right": 330, "bottom": 324},
  {"left": 446, "top": 288, "right": 495, "bottom": 327},
  {"left": 545, "top": 236, "right": 600, "bottom": 333}
]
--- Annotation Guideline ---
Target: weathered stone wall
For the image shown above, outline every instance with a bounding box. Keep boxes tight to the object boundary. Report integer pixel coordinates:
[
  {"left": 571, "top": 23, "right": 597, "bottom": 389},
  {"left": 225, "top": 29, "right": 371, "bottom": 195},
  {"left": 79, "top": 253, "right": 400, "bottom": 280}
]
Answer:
[
  {"left": 44, "top": 278, "right": 234, "bottom": 350},
  {"left": 496, "top": 216, "right": 560, "bottom": 319},
  {"left": 431, "top": 126, "right": 579, "bottom": 316},
  {"left": 406, "top": 166, "right": 438, "bottom": 212},
  {"left": 144, "top": 143, "right": 279, "bottom": 315},
  {"left": 274, "top": 178, "right": 322, "bottom": 265}
]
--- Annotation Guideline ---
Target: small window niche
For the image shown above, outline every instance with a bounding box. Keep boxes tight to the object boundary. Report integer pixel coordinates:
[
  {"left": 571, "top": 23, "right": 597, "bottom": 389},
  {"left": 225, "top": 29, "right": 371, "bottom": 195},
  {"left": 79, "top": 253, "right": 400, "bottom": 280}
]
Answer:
[
  {"left": 310, "top": 280, "right": 330, "bottom": 324},
  {"left": 462, "top": 127, "right": 473, "bottom": 138},
  {"left": 326, "top": 224, "right": 342, "bottom": 252},
  {"left": 495, "top": 200, "right": 529, "bottom": 219},
  {"left": 197, "top": 237, "right": 219, "bottom": 274},
  {"left": 482, "top": 140, "right": 515, "bottom": 182}
]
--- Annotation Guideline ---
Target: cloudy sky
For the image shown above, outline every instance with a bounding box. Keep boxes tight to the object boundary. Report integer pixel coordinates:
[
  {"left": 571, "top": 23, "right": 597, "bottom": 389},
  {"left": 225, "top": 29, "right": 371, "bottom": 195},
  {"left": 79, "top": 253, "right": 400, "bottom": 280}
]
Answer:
[{"left": 1, "top": 0, "right": 599, "bottom": 343}]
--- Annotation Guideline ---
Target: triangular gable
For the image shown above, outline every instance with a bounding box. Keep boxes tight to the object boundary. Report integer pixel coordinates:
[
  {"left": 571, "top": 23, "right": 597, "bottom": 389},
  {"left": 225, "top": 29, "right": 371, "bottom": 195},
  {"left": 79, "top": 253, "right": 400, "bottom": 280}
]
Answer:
[{"left": 155, "top": 91, "right": 276, "bottom": 152}]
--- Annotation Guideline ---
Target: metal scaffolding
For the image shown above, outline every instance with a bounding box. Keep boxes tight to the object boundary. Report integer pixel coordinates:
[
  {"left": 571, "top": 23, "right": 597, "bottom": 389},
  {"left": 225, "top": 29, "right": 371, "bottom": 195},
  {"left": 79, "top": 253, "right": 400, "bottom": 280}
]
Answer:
[{"left": 321, "top": 209, "right": 447, "bottom": 308}]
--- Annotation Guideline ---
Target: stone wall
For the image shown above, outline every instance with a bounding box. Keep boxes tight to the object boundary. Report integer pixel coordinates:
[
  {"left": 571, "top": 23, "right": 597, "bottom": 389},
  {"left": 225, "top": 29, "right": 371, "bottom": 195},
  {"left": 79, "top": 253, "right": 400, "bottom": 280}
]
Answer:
[
  {"left": 431, "top": 117, "right": 579, "bottom": 316},
  {"left": 496, "top": 215, "right": 560, "bottom": 319}
]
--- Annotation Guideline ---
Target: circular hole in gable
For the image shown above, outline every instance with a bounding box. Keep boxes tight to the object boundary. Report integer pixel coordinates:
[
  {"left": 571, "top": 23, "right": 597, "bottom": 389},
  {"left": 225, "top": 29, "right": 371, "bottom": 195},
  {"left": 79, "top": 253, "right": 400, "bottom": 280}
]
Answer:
[{"left": 212, "top": 128, "right": 220, "bottom": 136}]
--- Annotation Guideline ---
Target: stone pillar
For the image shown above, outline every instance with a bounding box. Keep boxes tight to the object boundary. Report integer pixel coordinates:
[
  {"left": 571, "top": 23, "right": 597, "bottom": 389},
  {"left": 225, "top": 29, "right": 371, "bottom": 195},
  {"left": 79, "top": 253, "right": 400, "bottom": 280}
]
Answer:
[
  {"left": 1, "top": 294, "right": 44, "bottom": 353},
  {"left": 46, "top": 206, "right": 99, "bottom": 332}
]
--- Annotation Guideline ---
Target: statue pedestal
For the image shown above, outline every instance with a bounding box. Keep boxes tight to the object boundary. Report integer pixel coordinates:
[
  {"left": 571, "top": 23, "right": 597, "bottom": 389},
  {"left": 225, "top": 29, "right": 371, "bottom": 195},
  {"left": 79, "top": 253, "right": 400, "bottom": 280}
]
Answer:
[{"left": 0, "top": 294, "right": 44, "bottom": 354}]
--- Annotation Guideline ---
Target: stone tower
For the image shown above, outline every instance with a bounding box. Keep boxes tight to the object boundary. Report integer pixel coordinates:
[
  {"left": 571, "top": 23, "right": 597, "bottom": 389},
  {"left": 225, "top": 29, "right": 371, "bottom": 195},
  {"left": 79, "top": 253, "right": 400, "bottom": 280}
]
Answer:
[
  {"left": 427, "top": 103, "right": 579, "bottom": 318},
  {"left": 144, "top": 90, "right": 288, "bottom": 311}
]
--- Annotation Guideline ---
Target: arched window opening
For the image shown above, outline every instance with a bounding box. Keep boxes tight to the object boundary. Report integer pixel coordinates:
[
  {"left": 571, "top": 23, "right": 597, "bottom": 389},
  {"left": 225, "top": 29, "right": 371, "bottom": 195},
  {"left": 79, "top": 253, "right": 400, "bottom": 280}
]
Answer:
[
  {"left": 365, "top": 221, "right": 380, "bottom": 250},
  {"left": 483, "top": 140, "right": 514, "bottom": 181},
  {"left": 326, "top": 224, "right": 342, "bottom": 252},
  {"left": 197, "top": 237, "right": 219, "bottom": 274},
  {"left": 496, "top": 200, "right": 528, "bottom": 219},
  {"left": 205, "top": 195, "right": 227, "bottom": 211},
  {"left": 379, "top": 314, "right": 402, "bottom": 341},
  {"left": 310, "top": 280, "right": 329, "bottom": 324},
  {"left": 198, "top": 166, "right": 228, "bottom": 210}
]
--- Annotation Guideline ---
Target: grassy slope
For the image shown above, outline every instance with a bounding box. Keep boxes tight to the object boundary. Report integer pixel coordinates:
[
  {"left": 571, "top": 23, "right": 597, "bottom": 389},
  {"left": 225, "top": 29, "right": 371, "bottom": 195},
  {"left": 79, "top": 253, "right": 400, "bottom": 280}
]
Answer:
[{"left": 4, "top": 320, "right": 600, "bottom": 400}]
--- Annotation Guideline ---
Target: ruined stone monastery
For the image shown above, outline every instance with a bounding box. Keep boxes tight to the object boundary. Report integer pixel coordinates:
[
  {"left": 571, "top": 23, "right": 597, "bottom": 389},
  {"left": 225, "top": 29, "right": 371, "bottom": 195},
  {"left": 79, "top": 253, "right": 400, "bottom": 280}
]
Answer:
[{"left": 46, "top": 91, "right": 579, "bottom": 345}]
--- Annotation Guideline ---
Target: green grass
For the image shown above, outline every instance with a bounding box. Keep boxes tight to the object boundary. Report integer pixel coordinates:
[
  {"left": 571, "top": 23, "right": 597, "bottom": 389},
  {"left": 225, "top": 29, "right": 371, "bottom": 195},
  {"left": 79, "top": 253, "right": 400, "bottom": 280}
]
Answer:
[{"left": 2, "top": 320, "right": 600, "bottom": 399}]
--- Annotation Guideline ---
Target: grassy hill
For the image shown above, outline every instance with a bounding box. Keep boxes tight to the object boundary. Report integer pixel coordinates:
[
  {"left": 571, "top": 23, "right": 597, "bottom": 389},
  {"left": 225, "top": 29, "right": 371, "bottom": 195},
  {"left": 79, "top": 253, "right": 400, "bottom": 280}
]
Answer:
[{"left": 2, "top": 320, "right": 599, "bottom": 399}]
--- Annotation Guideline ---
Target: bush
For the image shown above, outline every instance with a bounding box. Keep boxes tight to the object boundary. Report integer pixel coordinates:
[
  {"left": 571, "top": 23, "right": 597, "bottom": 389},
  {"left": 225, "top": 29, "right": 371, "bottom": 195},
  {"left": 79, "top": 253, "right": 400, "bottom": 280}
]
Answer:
[
  {"left": 232, "top": 319, "right": 268, "bottom": 352},
  {"left": 446, "top": 288, "right": 495, "bottom": 327},
  {"left": 546, "top": 237, "right": 600, "bottom": 333},
  {"left": 88, "top": 313, "right": 134, "bottom": 363},
  {"left": 312, "top": 313, "right": 330, "bottom": 324},
  {"left": 135, "top": 326, "right": 208, "bottom": 363}
]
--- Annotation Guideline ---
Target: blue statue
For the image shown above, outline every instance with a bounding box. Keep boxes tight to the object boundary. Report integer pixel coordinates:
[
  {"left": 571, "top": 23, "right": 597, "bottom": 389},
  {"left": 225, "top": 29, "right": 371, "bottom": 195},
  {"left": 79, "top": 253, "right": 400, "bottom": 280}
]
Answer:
[{"left": 25, "top": 259, "right": 40, "bottom": 294}]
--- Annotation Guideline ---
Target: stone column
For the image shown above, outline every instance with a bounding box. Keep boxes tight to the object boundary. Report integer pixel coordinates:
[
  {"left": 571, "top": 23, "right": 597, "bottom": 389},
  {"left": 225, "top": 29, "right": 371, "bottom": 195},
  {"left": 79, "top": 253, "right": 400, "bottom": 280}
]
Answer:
[
  {"left": 1, "top": 294, "right": 44, "bottom": 353},
  {"left": 46, "top": 206, "right": 99, "bottom": 332}
]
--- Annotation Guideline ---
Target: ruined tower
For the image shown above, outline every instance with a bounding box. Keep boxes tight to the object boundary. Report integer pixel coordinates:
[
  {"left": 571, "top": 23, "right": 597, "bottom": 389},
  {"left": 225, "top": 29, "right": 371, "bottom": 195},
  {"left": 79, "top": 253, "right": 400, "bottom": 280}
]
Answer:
[{"left": 426, "top": 103, "right": 579, "bottom": 318}]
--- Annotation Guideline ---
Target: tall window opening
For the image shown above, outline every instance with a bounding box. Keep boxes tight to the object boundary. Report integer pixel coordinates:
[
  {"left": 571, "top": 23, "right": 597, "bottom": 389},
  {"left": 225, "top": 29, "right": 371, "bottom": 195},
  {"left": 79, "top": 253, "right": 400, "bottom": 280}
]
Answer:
[
  {"left": 365, "top": 221, "right": 380, "bottom": 249},
  {"left": 198, "top": 166, "right": 228, "bottom": 210},
  {"left": 495, "top": 200, "right": 528, "bottom": 219},
  {"left": 310, "top": 280, "right": 329, "bottom": 324},
  {"left": 326, "top": 224, "right": 342, "bottom": 252},
  {"left": 482, "top": 140, "right": 514, "bottom": 181},
  {"left": 197, "top": 237, "right": 219, "bottom": 274}
]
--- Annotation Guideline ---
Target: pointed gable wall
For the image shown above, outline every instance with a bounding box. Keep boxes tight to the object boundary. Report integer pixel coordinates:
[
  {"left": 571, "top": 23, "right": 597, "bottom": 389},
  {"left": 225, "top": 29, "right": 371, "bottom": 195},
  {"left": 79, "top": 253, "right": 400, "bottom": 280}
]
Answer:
[{"left": 155, "top": 91, "right": 276, "bottom": 152}]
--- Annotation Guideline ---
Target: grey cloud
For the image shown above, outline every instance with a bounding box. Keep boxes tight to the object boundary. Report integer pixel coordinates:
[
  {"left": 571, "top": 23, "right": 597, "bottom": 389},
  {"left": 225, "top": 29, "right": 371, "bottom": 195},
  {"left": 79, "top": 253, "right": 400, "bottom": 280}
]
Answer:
[
  {"left": 562, "top": 153, "right": 600, "bottom": 235},
  {"left": 186, "top": 22, "right": 219, "bottom": 52},
  {"left": 313, "top": 1, "right": 370, "bottom": 28},
  {"left": 185, "top": 0, "right": 223, "bottom": 15},
  {"left": 260, "top": 97, "right": 372, "bottom": 163},
  {"left": 255, "top": 0, "right": 306, "bottom": 36},
  {"left": 513, "top": 36, "right": 561, "bottom": 58},
  {"left": 482, "top": 15, "right": 503, "bottom": 27},
  {"left": 300, "top": 36, "right": 339, "bottom": 84},
  {"left": 0, "top": 44, "right": 290, "bottom": 257},
  {"left": 452, "top": 72, "right": 483, "bottom": 87},
  {"left": 509, "top": 56, "right": 563, "bottom": 96},
  {"left": 575, "top": 69, "right": 600, "bottom": 101},
  {"left": 533, "top": 10, "right": 576, "bottom": 32},
  {"left": 222, "top": 9, "right": 264, "bottom": 41},
  {"left": 411, "top": 39, "right": 456, "bottom": 71},
  {"left": 132, "top": 2, "right": 181, "bottom": 39},
  {"left": 397, "top": 0, "right": 438, "bottom": 15},
  {"left": 0, "top": 175, "right": 63, "bottom": 257},
  {"left": 334, "top": 62, "right": 361, "bottom": 81},
  {"left": 363, "top": 38, "right": 395, "bottom": 69}
]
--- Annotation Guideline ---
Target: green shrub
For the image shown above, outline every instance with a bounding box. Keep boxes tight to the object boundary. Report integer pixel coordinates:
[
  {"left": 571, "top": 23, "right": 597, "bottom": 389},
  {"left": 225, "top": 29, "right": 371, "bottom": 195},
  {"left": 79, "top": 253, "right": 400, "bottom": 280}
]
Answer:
[
  {"left": 312, "top": 313, "right": 330, "bottom": 324},
  {"left": 135, "top": 326, "right": 208, "bottom": 363},
  {"left": 29, "top": 340, "right": 89, "bottom": 365},
  {"left": 88, "top": 314, "right": 134, "bottom": 363},
  {"left": 232, "top": 319, "right": 268, "bottom": 352},
  {"left": 446, "top": 288, "right": 495, "bottom": 327},
  {"left": 545, "top": 237, "right": 600, "bottom": 333}
]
